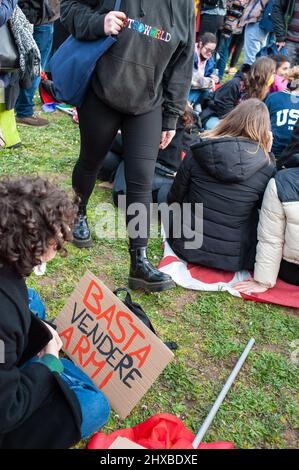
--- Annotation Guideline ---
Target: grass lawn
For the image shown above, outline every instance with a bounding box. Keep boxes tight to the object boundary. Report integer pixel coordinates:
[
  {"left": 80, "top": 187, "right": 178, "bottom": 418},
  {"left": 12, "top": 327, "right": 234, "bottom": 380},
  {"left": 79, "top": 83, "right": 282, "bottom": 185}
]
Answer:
[{"left": 1, "top": 108, "right": 298, "bottom": 449}]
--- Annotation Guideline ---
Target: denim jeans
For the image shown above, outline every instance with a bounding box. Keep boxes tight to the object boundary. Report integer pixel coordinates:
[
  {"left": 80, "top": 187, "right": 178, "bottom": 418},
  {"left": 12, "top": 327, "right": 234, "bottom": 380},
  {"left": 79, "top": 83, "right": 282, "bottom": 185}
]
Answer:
[
  {"left": 204, "top": 116, "right": 220, "bottom": 130},
  {"left": 16, "top": 24, "right": 54, "bottom": 118},
  {"left": 28, "top": 288, "right": 46, "bottom": 320},
  {"left": 27, "top": 288, "right": 110, "bottom": 439},
  {"left": 60, "top": 359, "right": 110, "bottom": 439},
  {"left": 188, "top": 89, "right": 210, "bottom": 107},
  {"left": 244, "top": 22, "right": 269, "bottom": 65}
]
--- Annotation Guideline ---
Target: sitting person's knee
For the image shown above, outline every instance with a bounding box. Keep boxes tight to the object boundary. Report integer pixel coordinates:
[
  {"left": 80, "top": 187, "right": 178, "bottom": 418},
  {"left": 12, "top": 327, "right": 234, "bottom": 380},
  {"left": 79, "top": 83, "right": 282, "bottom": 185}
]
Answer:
[{"left": 90, "top": 390, "right": 110, "bottom": 432}]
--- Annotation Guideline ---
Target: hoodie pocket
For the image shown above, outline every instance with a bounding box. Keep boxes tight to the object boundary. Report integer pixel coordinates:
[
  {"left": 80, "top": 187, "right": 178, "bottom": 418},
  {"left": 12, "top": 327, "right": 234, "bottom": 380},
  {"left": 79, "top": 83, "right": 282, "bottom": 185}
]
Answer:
[{"left": 96, "top": 51, "right": 156, "bottom": 114}]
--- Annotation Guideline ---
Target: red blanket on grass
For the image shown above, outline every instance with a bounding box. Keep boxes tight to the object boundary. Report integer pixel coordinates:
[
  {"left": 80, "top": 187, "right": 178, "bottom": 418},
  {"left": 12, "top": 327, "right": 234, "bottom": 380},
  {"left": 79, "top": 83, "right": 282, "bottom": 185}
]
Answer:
[
  {"left": 88, "top": 413, "right": 234, "bottom": 450},
  {"left": 158, "top": 242, "right": 299, "bottom": 309}
]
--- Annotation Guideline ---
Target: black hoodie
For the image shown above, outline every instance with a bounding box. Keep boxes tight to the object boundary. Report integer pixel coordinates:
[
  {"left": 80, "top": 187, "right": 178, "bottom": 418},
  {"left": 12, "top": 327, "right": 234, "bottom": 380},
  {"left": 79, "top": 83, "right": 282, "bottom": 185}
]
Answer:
[
  {"left": 60, "top": 0, "right": 195, "bottom": 130},
  {"left": 167, "top": 136, "right": 276, "bottom": 272},
  {"left": 200, "top": 65, "right": 250, "bottom": 125}
]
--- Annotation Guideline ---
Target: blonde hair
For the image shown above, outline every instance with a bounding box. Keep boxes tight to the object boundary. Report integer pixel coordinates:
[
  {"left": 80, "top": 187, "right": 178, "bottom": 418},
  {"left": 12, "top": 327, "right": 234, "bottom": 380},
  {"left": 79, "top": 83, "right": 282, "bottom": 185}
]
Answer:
[
  {"left": 244, "top": 57, "right": 276, "bottom": 101},
  {"left": 287, "top": 66, "right": 299, "bottom": 91},
  {"left": 203, "top": 99, "right": 272, "bottom": 155}
]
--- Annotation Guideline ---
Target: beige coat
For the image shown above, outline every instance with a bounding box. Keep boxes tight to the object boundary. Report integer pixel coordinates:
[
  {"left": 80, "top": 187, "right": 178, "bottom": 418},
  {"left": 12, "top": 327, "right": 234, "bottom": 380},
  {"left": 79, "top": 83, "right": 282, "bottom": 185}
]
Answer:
[{"left": 254, "top": 177, "right": 299, "bottom": 287}]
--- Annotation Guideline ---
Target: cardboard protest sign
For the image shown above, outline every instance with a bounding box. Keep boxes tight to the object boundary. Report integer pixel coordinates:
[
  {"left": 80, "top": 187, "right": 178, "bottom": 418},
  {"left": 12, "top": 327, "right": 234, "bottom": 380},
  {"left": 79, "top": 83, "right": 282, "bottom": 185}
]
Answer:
[
  {"left": 109, "top": 437, "right": 145, "bottom": 449},
  {"left": 54, "top": 271, "right": 174, "bottom": 418}
]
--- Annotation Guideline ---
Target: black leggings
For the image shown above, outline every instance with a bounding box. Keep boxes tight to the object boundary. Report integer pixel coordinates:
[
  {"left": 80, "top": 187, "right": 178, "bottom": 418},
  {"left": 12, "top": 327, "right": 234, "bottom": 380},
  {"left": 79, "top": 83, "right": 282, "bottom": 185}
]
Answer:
[
  {"left": 229, "top": 31, "right": 245, "bottom": 68},
  {"left": 73, "top": 87, "right": 162, "bottom": 248},
  {"left": 279, "top": 259, "right": 299, "bottom": 286},
  {"left": 199, "top": 14, "right": 224, "bottom": 36}
]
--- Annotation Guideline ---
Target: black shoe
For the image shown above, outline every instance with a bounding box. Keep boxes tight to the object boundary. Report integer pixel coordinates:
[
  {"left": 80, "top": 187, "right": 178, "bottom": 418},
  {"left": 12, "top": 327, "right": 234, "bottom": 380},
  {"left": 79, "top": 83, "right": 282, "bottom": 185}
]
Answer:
[
  {"left": 72, "top": 213, "right": 93, "bottom": 248},
  {"left": 128, "top": 247, "right": 175, "bottom": 292}
]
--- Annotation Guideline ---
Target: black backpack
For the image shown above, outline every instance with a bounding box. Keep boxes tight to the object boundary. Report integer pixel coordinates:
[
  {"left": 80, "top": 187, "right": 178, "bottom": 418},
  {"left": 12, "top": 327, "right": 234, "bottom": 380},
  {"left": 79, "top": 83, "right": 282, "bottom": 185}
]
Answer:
[{"left": 114, "top": 288, "right": 178, "bottom": 351}]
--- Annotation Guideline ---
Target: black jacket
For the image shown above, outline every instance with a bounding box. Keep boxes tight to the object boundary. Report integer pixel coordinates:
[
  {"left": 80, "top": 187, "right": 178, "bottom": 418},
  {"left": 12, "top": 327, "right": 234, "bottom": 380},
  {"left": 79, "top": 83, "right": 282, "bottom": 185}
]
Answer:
[
  {"left": 272, "top": 0, "right": 296, "bottom": 42},
  {"left": 18, "top": 0, "right": 60, "bottom": 25},
  {"left": 0, "top": 264, "right": 82, "bottom": 449},
  {"left": 200, "top": 66, "right": 249, "bottom": 125},
  {"left": 60, "top": 0, "right": 195, "bottom": 130},
  {"left": 167, "top": 137, "right": 276, "bottom": 272},
  {"left": 277, "top": 118, "right": 299, "bottom": 169},
  {"left": 202, "top": 0, "right": 226, "bottom": 11},
  {"left": 156, "top": 114, "right": 201, "bottom": 172}
]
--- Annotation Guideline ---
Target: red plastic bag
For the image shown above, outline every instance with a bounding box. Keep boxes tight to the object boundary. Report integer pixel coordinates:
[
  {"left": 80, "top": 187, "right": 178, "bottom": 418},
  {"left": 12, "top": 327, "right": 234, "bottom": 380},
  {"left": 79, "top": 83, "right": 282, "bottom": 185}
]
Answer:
[{"left": 88, "top": 413, "right": 234, "bottom": 450}]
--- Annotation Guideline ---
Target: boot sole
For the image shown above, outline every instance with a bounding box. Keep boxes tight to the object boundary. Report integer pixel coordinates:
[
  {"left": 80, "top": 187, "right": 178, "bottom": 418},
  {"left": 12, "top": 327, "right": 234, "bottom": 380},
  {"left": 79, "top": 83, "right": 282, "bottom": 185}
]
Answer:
[
  {"left": 72, "top": 236, "right": 93, "bottom": 249},
  {"left": 16, "top": 121, "right": 49, "bottom": 128},
  {"left": 128, "top": 277, "right": 176, "bottom": 292}
]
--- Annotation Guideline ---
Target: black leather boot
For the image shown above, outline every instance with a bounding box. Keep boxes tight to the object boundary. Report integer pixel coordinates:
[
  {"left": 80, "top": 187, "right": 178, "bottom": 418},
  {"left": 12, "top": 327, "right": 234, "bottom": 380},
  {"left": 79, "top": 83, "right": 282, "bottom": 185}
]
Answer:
[
  {"left": 128, "top": 247, "right": 175, "bottom": 292},
  {"left": 72, "top": 212, "right": 93, "bottom": 248}
]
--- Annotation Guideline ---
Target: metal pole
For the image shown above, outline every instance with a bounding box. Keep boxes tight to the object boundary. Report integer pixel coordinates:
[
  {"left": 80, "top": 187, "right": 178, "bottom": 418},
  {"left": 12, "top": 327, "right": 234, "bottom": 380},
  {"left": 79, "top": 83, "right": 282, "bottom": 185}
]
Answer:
[{"left": 192, "top": 338, "right": 255, "bottom": 449}]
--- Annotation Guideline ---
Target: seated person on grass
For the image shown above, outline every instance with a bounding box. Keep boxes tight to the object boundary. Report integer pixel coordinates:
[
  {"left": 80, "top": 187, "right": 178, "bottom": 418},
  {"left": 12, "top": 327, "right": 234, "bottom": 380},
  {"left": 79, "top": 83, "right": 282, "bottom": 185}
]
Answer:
[
  {"left": 269, "top": 54, "right": 291, "bottom": 93},
  {"left": 188, "top": 33, "right": 219, "bottom": 111},
  {"left": 200, "top": 57, "right": 276, "bottom": 130},
  {"left": 165, "top": 99, "right": 276, "bottom": 273},
  {"left": 234, "top": 122, "right": 299, "bottom": 294},
  {"left": 266, "top": 66, "right": 299, "bottom": 159},
  {"left": 0, "top": 177, "right": 110, "bottom": 449}
]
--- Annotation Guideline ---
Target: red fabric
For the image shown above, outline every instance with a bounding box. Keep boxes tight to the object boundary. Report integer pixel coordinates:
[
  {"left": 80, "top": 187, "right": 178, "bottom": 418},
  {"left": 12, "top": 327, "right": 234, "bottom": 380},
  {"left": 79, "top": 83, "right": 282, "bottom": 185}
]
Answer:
[
  {"left": 187, "top": 264, "right": 235, "bottom": 284},
  {"left": 159, "top": 245, "right": 299, "bottom": 309},
  {"left": 159, "top": 255, "right": 181, "bottom": 269},
  {"left": 240, "top": 278, "right": 299, "bottom": 308},
  {"left": 39, "top": 72, "right": 55, "bottom": 105},
  {"left": 87, "top": 413, "right": 234, "bottom": 450}
]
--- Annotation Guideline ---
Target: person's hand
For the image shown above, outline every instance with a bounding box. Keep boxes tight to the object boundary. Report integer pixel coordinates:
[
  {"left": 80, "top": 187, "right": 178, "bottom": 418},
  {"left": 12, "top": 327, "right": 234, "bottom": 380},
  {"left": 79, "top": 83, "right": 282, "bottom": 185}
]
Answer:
[
  {"left": 210, "top": 74, "right": 219, "bottom": 84},
  {"left": 209, "top": 78, "right": 216, "bottom": 90},
  {"left": 233, "top": 279, "right": 269, "bottom": 295},
  {"left": 37, "top": 322, "right": 63, "bottom": 359},
  {"left": 104, "top": 11, "right": 127, "bottom": 36},
  {"left": 160, "top": 130, "right": 176, "bottom": 150},
  {"left": 276, "top": 41, "right": 286, "bottom": 51}
]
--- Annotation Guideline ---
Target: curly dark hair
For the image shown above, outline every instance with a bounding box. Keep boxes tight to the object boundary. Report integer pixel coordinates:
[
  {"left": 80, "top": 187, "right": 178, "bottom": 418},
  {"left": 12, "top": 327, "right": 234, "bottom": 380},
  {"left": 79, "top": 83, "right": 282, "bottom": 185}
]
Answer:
[{"left": 0, "top": 177, "right": 78, "bottom": 277}]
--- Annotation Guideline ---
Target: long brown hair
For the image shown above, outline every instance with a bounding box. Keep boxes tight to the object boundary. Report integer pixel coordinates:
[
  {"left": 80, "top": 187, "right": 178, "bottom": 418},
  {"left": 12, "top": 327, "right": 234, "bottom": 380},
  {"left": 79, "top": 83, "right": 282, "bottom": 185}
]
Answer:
[
  {"left": 244, "top": 57, "right": 276, "bottom": 101},
  {"left": 203, "top": 99, "right": 272, "bottom": 155}
]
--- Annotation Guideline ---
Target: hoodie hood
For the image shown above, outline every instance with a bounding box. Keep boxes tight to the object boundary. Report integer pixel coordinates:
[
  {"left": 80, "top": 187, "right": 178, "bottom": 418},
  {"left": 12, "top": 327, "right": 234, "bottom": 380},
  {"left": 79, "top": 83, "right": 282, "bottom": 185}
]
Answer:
[
  {"left": 234, "top": 63, "right": 251, "bottom": 81},
  {"left": 191, "top": 137, "right": 271, "bottom": 183},
  {"left": 139, "top": 0, "right": 175, "bottom": 26}
]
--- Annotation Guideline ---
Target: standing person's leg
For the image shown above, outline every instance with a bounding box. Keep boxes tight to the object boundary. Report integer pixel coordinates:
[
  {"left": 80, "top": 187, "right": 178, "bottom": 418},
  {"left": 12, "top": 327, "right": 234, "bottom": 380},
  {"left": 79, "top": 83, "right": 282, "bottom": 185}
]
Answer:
[
  {"left": 229, "top": 32, "right": 245, "bottom": 70},
  {"left": 217, "top": 35, "right": 232, "bottom": 81},
  {"left": 0, "top": 104, "right": 21, "bottom": 148},
  {"left": 72, "top": 87, "right": 122, "bottom": 247},
  {"left": 0, "top": 74, "right": 21, "bottom": 148},
  {"left": 122, "top": 107, "right": 175, "bottom": 291},
  {"left": 244, "top": 23, "right": 269, "bottom": 65},
  {"left": 199, "top": 14, "right": 223, "bottom": 36},
  {"left": 199, "top": 14, "right": 216, "bottom": 35},
  {"left": 16, "top": 23, "right": 54, "bottom": 126}
]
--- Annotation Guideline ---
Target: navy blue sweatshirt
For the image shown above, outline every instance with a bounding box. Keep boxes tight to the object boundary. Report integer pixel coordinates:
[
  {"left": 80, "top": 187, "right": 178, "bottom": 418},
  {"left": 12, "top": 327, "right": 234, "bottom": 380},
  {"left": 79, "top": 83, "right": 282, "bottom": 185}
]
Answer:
[{"left": 266, "top": 91, "right": 299, "bottom": 158}]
